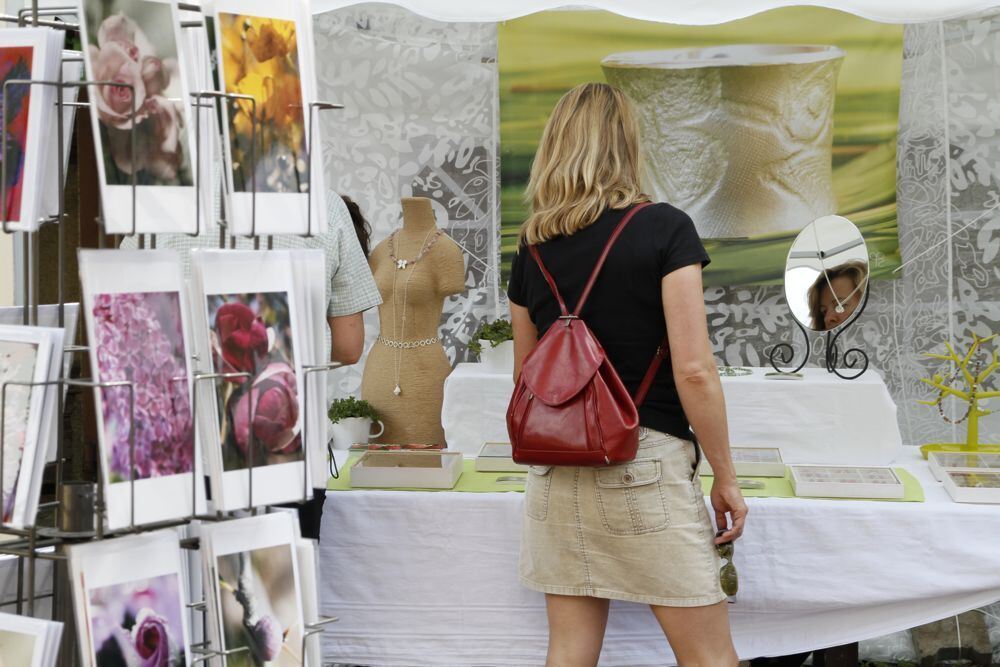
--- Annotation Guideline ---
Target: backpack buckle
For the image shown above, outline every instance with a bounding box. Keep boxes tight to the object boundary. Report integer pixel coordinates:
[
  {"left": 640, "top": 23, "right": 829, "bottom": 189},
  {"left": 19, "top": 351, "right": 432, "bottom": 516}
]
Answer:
[{"left": 558, "top": 315, "right": 578, "bottom": 328}]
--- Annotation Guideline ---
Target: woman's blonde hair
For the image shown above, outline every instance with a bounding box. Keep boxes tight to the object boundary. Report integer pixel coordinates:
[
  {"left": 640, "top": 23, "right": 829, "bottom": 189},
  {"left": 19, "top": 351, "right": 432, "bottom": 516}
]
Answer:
[{"left": 519, "top": 82, "right": 649, "bottom": 245}]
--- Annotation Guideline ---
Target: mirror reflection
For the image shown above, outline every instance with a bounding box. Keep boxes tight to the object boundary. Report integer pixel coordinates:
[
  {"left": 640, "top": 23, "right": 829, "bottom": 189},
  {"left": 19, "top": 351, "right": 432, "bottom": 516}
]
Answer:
[{"left": 784, "top": 215, "right": 869, "bottom": 332}]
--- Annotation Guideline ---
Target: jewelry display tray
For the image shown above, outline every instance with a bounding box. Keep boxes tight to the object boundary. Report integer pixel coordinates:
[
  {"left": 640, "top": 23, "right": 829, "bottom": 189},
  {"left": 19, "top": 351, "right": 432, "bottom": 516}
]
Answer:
[
  {"left": 475, "top": 442, "right": 528, "bottom": 472},
  {"left": 941, "top": 469, "right": 1000, "bottom": 504},
  {"left": 788, "top": 465, "right": 905, "bottom": 499},
  {"left": 350, "top": 451, "right": 464, "bottom": 489},
  {"left": 699, "top": 447, "right": 786, "bottom": 478},
  {"left": 928, "top": 451, "right": 1000, "bottom": 482}
]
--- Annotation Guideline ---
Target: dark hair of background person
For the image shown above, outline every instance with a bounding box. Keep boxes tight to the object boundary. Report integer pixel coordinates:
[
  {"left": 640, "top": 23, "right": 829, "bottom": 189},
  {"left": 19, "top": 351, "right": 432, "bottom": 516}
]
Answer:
[{"left": 342, "top": 195, "right": 371, "bottom": 257}]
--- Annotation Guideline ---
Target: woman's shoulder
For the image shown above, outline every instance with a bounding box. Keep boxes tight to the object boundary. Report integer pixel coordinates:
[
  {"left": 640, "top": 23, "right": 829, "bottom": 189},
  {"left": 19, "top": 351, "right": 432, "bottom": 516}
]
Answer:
[{"left": 635, "top": 201, "right": 693, "bottom": 225}]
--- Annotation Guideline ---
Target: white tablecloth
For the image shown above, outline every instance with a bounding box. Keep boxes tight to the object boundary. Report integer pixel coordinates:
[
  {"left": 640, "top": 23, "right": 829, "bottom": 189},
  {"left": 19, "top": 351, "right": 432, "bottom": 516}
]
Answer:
[
  {"left": 441, "top": 364, "right": 903, "bottom": 464},
  {"left": 318, "top": 448, "right": 1000, "bottom": 666}
]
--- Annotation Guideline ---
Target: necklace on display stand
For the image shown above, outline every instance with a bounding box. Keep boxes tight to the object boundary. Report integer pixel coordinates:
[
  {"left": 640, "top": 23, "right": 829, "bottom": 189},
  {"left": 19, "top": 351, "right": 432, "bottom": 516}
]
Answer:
[{"left": 385, "top": 227, "right": 442, "bottom": 396}]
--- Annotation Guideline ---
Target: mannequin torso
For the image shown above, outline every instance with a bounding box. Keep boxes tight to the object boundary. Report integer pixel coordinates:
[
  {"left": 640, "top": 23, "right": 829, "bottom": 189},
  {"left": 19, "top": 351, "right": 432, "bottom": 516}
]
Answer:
[{"left": 361, "top": 198, "right": 465, "bottom": 444}]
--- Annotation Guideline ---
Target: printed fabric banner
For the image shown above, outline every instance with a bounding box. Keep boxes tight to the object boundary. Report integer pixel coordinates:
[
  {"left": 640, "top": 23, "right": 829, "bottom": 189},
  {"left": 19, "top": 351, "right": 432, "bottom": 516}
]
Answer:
[{"left": 499, "top": 8, "right": 902, "bottom": 286}]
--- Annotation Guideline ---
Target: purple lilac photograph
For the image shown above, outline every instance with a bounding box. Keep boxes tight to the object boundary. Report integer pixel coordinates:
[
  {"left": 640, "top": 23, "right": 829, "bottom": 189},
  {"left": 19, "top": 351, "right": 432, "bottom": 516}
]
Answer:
[
  {"left": 217, "top": 545, "right": 302, "bottom": 666},
  {"left": 92, "top": 291, "right": 193, "bottom": 483},
  {"left": 88, "top": 572, "right": 187, "bottom": 666},
  {"left": 206, "top": 292, "right": 301, "bottom": 473}
]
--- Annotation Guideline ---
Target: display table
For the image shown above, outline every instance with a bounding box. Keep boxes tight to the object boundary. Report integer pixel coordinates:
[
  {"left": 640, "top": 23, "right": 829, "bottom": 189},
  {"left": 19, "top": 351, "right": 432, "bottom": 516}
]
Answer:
[
  {"left": 441, "top": 364, "right": 903, "bottom": 464},
  {"left": 318, "top": 448, "right": 1000, "bottom": 666}
]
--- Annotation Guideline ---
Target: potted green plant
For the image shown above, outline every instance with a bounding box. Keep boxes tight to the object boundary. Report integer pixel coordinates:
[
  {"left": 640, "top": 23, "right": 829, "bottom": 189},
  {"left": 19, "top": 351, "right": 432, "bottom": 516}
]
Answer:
[
  {"left": 328, "top": 396, "right": 384, "bottom": 450},
  {"left": 469, "top": 318, "right": 514, "bottom": 371}
]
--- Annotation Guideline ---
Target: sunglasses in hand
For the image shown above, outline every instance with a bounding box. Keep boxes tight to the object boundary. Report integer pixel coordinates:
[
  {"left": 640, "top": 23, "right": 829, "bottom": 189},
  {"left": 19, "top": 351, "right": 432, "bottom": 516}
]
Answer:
[{"left": 715, "top": 530, "right": 739, "bottom": 597}]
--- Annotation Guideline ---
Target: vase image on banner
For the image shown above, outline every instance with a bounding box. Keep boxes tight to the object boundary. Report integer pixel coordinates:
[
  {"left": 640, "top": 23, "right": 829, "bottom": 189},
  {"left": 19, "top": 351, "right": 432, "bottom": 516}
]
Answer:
[
  {"left": 77, "top": 0, "right": 207, "bottom": 234},
  {"left": 79, "top": 250, "right": 205, "bottom": 530},
  {"left": 602, "top": 44, "right": 843, "bottom": 239},
  {"left": 190, "top": 250, "right": 309, "bottom": 511},
  {"left": 208, "top": 0, "right": 325, "bottom": 235},
  {"left": 68, "top": 530, "right": 191, "bottom": 667},
  {"left": 0, "top": 28, "right": 64, "bottom": 232}
]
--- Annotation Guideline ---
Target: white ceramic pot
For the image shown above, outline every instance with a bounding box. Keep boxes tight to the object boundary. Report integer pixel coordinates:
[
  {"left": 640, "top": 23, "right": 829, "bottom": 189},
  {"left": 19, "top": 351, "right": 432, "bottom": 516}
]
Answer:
[
  {"left": 479, "top": 339, "right": 514, "bottom": 372},
  {"left": 602, "top": 44, "right": 844, "bottom": 238},
  {"left": 330, "top": 416, "right": 385, "bottom": 450}
]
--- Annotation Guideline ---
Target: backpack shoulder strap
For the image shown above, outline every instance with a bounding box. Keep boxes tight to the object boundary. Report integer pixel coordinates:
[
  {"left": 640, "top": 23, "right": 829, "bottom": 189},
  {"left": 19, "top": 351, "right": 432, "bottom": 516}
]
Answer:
[
  {"left": 527, "top": 202, "right": 653, "bottom": 318},
  {"left": 527, "top": 244, "right": 569, "bottom": 316},
  {"left": 634, "top": 334, "right": 669, "bottom": 407},
  {"left": 573, "top": 202, "right": 652, "bottom": 316}
]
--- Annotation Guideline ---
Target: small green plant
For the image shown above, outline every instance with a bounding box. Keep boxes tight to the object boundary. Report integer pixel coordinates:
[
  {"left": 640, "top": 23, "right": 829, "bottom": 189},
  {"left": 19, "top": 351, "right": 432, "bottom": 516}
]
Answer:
[
  {"left": 328, "top": 396, "right": 380, "bottom": 423},
  {"left": 468, "top": 318, "right": 513, "bottom": 356}
]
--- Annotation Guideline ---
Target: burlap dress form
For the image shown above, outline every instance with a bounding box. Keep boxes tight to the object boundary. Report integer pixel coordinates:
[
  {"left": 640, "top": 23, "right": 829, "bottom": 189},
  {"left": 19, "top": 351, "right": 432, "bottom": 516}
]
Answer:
[{"left": 361, "top": 197, "right": 465, "bottom": 444}]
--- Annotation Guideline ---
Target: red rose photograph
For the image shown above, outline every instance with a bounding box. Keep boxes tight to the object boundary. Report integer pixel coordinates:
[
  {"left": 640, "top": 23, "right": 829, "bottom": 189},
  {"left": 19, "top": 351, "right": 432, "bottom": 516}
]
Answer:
[{"left": 206, "top": 292, "right": 302, "bottom": 473}]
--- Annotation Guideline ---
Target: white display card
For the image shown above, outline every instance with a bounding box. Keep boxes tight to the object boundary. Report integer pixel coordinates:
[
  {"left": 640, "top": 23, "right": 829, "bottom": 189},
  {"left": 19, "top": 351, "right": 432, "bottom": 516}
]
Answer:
[
  {"left": 68, "top": 529, "right": 191, "bottom": 667},
  {"left": 76, "top": 0, "right": 208, "bottom": 234},
  {"left": 207, "top": 0, "right": 325, "bottom": 235},
  {"left": 79, "top": 250, "right": 205, "bottom": 530},
  {"left": 190, "top": 250, "right": 310, "bottom": 511}
]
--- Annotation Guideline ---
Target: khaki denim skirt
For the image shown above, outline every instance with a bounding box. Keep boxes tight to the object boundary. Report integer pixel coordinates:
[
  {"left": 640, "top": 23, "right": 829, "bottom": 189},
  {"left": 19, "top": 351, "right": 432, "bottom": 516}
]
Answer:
[{"left": 519, "top": 429, "right": 726, "bottom": 607}]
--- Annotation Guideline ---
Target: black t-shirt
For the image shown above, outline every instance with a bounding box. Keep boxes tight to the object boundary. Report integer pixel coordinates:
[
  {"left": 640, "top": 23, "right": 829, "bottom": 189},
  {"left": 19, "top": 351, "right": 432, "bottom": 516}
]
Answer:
[{"left": 506, "top": 203, "right": 709, "bottom": 441}]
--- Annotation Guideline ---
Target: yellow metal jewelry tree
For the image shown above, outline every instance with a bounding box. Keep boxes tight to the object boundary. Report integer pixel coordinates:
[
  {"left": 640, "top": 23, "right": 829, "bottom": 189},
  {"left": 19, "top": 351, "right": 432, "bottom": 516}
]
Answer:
[{"left": 919, "top": 333, "right": 1000, "bottom": 458}]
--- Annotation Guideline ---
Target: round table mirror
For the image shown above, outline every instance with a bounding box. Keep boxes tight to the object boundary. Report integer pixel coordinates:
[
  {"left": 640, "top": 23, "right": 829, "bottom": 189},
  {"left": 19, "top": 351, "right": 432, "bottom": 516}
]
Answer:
[{"left": 784, "top": 215, "right": 869, "bottom": 332}]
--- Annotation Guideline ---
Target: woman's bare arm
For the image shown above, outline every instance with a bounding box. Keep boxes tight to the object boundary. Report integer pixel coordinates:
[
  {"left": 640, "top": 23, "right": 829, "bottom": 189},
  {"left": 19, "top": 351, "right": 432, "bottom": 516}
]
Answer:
[{"left": 661, "top": 264, "right": 747, "bottom": 543}]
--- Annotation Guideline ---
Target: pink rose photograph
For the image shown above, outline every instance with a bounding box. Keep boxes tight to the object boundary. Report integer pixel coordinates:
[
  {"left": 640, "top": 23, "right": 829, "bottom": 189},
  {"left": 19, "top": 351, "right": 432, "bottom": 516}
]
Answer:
[
  {"left": 82, "top": 0, "right": 192, "bottom": 187},
  {"left": 87, "top": 572, "right": 187, "bottom": 666},
  {"left": 206, "top": 292, "right": 303, "bottom": 473}
]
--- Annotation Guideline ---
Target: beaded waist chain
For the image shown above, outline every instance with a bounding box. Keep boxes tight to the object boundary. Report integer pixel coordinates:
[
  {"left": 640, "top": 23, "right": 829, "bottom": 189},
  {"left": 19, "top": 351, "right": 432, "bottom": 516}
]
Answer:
[{"left": 376, "top": 335, "right": 440, "bottom": 349}]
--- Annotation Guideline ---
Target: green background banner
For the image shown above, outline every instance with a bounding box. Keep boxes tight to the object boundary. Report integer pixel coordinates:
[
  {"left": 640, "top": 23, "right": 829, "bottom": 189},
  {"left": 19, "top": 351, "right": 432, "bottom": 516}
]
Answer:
[{"left": 498, "top": 8, "right": 902, "bottom": 286}]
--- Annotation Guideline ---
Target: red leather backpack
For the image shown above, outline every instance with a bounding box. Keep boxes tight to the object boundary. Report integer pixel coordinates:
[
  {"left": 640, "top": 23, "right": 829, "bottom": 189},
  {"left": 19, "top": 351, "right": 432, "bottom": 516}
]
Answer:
[{"left": 507, "top": 202, "right": 668, "bottom": 466}]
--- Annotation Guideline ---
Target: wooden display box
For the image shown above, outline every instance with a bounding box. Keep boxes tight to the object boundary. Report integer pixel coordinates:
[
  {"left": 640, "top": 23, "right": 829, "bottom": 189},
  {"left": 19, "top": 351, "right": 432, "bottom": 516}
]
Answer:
[
  {"left": 475, "top": 442, "right": 527, "bottom": 472},
  {"left": 350, "top": 451, "right": 463, "bottom": 489}
]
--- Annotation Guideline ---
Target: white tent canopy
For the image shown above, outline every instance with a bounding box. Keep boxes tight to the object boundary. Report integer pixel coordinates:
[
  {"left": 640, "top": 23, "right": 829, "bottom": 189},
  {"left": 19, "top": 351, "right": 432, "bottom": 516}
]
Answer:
[{"left": 310, "top": 0, "right": 998, "bottom": 24}]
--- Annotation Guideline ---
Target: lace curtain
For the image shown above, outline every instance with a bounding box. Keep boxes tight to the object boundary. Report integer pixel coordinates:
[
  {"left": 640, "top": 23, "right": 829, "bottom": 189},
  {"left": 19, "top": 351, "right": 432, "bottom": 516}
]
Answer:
[{"left": 312, "top": 5, "right": 500, "bottom": 395}]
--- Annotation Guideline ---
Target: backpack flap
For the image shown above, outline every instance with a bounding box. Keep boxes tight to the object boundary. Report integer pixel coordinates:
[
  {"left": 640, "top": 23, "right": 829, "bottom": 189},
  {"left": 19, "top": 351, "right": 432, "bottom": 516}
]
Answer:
[{"left": 520, "top": 320, "right": 604, "bottom": 406}]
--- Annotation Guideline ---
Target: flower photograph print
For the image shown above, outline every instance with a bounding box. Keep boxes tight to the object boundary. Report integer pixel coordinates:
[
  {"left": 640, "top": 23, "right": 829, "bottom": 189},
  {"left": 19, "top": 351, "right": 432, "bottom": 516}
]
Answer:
[
  {"left": 0, "top": 46, "right": 34, "bottom": 223},
  {"left": 82, "top": 0, "right": 192, "bottom": 187},
  {"left": 217, "top": 545, "right": 302, "bottom": 666},
  {"left": 87, "top": 572, "right": 187, "bottom": 667},
  {"left": 0, "top": 340, "right": 39, "bottom": 524},
  {"left": 207, "top": 292, "right": 302, "bottom": 473},
  {"left": 92, "top": 291, "right": 194, "bottom": 484},
  {"left": 218, "top": 12, "right": 307, "bottom": 195}
]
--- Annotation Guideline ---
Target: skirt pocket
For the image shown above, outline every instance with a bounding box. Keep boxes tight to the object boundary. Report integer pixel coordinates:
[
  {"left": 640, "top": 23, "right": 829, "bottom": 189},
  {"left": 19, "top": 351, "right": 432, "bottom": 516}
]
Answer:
[
  {"left": 594, "top": 458, "right": 669, "bottom": 535},
  {"left": 525, "top": 465, "right": 554, "bottom": 522}
]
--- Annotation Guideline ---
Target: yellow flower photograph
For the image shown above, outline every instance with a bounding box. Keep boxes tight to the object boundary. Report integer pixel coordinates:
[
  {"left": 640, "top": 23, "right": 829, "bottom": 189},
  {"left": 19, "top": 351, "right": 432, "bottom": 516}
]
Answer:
[{"left": 219, "top": 13, "right": 308, "bottom": 194}]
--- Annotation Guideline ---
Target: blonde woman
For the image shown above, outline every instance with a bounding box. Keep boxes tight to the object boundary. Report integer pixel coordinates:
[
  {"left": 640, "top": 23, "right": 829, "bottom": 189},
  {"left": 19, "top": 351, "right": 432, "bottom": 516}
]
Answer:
[
  {"left": 807, "top": 260, "right": 868, "bottom": 330},
  {"left": 507, "top": 83, "right": 746, "bottom": 666}
]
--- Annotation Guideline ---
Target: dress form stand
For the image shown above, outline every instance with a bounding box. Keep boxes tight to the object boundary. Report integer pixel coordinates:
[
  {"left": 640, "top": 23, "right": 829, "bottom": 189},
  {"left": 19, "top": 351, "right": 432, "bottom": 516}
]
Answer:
[{"left": 361, "top": 197, "right": 465, "bottom": 444}]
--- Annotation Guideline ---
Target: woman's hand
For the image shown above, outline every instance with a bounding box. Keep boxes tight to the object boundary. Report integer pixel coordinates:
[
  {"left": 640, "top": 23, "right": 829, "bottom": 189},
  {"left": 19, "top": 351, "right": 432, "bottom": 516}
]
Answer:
[{"left": 710, "top": 477, "right": 747, "bottom": 544}]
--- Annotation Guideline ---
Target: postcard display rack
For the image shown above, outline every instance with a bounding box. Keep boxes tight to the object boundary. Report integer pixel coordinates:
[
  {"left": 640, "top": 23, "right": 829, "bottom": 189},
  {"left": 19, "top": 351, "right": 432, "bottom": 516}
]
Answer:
[{"left": 0, "top": 2, "right": 341, "bottom": 664}]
